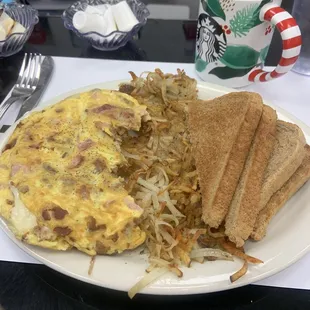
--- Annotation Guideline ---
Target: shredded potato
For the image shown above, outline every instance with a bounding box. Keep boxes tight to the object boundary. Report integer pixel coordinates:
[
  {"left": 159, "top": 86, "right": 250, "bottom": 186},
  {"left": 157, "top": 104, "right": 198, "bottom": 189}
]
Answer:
[
  {"left": 119, "top": 69, "right": 262, "bottom": 298},
  {"left": 128, "top": 268, "right": 168, "bottom": 299},
  {"left": 190, "top": 248, "right": 234, "bottom": 261},
  {"left": 88, "top": 256, "right": 96, "bottom": 276},
  {"left": 220, "top": 240, "right": 263, "bottom": 264},
  {"left": 230, "top": 261, "right": 248, "bottom": 283}
]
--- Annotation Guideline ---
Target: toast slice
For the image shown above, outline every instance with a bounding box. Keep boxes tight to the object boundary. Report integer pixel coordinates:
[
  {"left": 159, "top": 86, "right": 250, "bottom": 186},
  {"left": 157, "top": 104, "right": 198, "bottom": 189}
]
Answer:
[
  {"left": 225, "top": 105, "right": 277, "bottom": 247},
  {"left": 188, "top": 92, "right": 263, "bottom": 228},
  {"left": 252, "top": 145, "right": 310, "bottom": 240},
  {"left": 254, "top": 121, "right": 306, "bottom": 221}
]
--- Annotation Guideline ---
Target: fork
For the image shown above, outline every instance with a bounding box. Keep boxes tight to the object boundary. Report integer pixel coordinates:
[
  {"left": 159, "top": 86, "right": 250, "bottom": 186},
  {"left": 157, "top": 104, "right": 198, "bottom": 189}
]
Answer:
[{"left": 0, "top": 53, "right": 42, "bottom": 122}]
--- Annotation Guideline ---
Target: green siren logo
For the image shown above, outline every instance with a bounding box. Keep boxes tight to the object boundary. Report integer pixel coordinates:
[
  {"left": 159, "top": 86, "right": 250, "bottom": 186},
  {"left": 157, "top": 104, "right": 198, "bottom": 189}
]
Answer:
[{"left": 196, "top": 14, "right": 227, "bottom": 64}]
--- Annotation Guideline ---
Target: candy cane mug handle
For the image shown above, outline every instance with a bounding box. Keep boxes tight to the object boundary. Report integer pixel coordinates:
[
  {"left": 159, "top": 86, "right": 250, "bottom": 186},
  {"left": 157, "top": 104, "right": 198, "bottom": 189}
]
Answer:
[{"left": 249, "top": 3, "right": 302, "bottom": 82}]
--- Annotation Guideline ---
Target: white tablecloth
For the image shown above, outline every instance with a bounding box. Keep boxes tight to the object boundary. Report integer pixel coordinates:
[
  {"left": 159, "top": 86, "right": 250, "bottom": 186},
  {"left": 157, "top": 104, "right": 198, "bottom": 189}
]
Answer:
[{"left": 1, "top": 57, "right": 310, "bottom": 290}]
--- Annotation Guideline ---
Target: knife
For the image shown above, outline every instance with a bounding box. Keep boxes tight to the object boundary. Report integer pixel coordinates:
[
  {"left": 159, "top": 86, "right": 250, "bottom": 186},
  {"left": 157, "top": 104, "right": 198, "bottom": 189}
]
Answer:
[{"left": 0, "top": 56, "right": 54, "bottom": 133}]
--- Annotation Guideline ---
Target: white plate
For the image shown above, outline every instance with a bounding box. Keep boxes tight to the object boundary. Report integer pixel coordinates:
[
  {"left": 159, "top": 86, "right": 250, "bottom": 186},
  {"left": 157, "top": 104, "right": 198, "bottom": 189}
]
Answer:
[{"left": 1, "top": 80, "right": 310, "bottom": 296}]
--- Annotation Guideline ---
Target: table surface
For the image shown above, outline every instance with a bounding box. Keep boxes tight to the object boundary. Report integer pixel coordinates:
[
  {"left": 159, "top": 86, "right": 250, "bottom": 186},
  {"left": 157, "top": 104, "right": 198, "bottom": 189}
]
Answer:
[{"left": 2, "top": 6, "right": 310, "bottom": 310}]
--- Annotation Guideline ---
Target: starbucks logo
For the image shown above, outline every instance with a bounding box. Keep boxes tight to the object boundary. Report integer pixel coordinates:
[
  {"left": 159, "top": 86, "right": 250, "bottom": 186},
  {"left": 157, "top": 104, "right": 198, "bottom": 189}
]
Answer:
[{"left": 196, "top": 14, "right": 227, "bottom": 63}]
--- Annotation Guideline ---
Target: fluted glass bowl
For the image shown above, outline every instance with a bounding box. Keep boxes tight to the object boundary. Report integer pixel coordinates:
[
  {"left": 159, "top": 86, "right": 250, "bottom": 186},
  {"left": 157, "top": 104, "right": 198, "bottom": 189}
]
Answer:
[
  {"left": 62, "top": 0, "right": 149, "bottom": 51},
  {"left": 0, "top": 4, "right": 39, "bottom": 57}
]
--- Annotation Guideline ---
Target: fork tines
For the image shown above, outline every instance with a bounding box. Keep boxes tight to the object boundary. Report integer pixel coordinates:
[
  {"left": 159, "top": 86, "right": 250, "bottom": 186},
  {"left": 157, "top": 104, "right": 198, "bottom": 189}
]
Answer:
[{"left": 18, "top": 53, "right": 42, "bottom": 90}]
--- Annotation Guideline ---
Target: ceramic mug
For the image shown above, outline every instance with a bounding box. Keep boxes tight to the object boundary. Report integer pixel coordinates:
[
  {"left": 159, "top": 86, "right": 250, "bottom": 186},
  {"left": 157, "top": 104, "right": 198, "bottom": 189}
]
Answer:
[{"left": 195, "top": 0, "right": 302, "bottom": 87}]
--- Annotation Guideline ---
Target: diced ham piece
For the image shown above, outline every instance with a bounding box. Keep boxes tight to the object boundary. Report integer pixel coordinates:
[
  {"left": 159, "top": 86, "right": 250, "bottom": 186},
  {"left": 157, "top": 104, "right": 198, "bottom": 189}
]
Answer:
[
  {"left": 52, "top": 206, "right": 69, "bottom": 220},
  {"left": 119, "top": 84, "right": 135, "bottom": 95},
  {"left": 124, "top": 196, "right": 143, "bottom": 212},
  {"left": 110, "top": 233, "right": 119, "bottom": 242},
  {"left": 78, "top": 185, "right": 91, "bottom": 200},
  {"left": 119, "top": 110, "right": 135, "bottom": 120},
  {"left": 93, "top": 159, "right": 106, "bottom": 174},
  {"left": 29, "top": 143, "right": 42, "bottom": 149},
  {"left": 42, "top": 204, "right": 68, "bottom": 221},
  {"left": 53, "top": 226, "right": 72, "bottom": 236},
  {"left": 87, "top": 216, "right": 106, "bottom": 232},
  {"left": 90, "top": 105, "right": 134, "bottom": 121},
  {"left": 90, "top": 104, "right": 114, "bottom": 113},
  {"left": 68, "top": 155, "right": 84, "bottom": 169},
  {"left": 95, "top": 241, "right": 109, "bottom": 254},
  {"left": 42, "top": 209, "right": 52, "bottom": 221},
  {"left": 3, "top": 138, "right": 17, "bottom": 152},
  {"left": 42, "top": 163, "right": 57, "bottom": 174},
  {"left": 11, "top": 164, "right": 31, "bottom": 176},
  {"left": 78, "top": 139, "right": 95, "bottom": 151}
]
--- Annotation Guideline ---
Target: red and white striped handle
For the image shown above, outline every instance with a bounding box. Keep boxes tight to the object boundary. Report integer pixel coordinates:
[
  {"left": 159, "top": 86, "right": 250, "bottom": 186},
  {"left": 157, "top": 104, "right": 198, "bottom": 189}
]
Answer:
[{"left": 248, "top": 3, "right": 302, "bottom": 83}]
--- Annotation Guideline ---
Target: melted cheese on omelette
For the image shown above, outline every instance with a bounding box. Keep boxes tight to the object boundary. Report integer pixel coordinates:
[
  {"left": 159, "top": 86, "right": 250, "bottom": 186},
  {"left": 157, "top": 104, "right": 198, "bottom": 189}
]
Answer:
[{"left": 0, "top": 89, "right": 148, "bottom": 255}]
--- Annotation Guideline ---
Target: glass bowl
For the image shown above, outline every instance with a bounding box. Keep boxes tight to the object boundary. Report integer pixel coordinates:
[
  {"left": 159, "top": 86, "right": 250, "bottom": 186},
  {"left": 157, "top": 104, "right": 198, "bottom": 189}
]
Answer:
[
  {"left": 62, "top": 0, "right": 150, "bottom": 51},
  {"left": 0, "top": 3, "right": 39, "bottom": 57}
]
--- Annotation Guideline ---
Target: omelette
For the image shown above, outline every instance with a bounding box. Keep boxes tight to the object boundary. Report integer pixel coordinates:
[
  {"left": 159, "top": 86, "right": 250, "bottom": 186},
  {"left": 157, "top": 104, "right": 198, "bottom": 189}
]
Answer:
[{"left": 0, "top": 89, "right": 149, "bottom": 255}]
